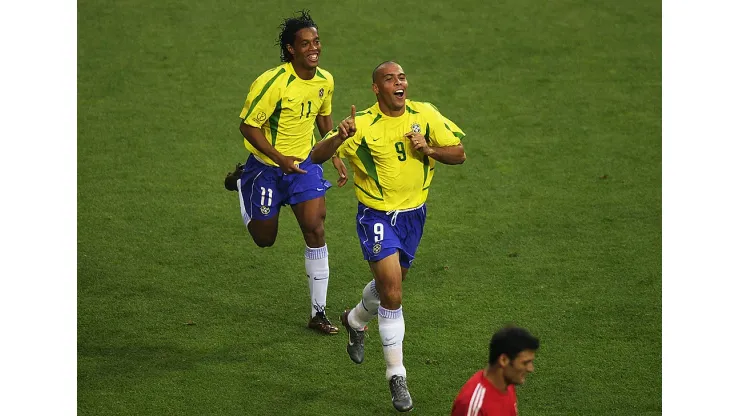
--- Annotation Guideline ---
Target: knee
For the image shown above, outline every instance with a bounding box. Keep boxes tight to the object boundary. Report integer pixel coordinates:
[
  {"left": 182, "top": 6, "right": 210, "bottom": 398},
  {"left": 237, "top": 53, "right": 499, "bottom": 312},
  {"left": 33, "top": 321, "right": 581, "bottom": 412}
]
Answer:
[
  {"left": 302, "top": 221, "right": 325, "bottom": 245},
  {"left": 381, "top": 288, "right": 403, "bottom": 310},
  {"left": 248, "top": 221, "right": 278, "bottom": 247},
  {"left": 364, "top": 281, "right": 381, "bottom": 304},
  {"left": 249, "top": 229, "right": 277, "bottom": 248},
  {"left": 254, "top": 238, "right": 275, "bottom": 248}
]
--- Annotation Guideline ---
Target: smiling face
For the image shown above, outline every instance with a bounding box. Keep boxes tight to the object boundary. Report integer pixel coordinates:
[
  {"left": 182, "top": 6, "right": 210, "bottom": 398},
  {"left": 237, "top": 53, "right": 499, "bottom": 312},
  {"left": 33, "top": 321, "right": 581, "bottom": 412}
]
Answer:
[
  {"left": 372, "top": 62, "right": 408, "bottom": 116},
  {"left": 500, "top": 349, "right": 536, "bottom": 386},
  {"left": 286, "top": 27, "right": 321, "bottom": 74}
]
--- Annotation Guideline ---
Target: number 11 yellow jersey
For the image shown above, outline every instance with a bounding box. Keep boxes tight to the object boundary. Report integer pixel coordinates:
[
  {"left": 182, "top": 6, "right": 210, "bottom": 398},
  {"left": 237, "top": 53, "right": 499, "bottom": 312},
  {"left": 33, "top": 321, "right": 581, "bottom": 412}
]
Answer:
[{"left": 239, "top": 62, "right": 334, "bottom": 166}]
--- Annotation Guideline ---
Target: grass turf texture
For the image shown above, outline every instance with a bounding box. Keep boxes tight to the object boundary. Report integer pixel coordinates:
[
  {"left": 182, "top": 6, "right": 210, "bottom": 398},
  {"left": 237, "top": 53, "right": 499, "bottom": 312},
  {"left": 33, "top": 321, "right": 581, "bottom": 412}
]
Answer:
[{"left": 78, "top": 0, "right": 661, "bottom": 414}]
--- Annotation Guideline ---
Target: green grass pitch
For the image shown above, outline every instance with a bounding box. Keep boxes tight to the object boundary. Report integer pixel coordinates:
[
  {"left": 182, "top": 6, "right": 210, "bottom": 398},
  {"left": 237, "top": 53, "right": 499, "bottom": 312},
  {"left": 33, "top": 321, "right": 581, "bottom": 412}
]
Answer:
[{"left": 78, "top": 0, "right": 661, "bottom": 414}]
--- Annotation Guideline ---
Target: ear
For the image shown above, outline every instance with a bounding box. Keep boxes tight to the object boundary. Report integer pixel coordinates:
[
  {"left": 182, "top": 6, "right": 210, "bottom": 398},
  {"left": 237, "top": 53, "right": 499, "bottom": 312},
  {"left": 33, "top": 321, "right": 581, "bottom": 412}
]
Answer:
[
  {"left": 286, "top": 44, "right": 295, "bottom": 56},
  {"left": 497, "top": 354, "right": 510, "bottom": 368},
  {"left": 372, "top": 83, "right": 379, "bottom": 94}
]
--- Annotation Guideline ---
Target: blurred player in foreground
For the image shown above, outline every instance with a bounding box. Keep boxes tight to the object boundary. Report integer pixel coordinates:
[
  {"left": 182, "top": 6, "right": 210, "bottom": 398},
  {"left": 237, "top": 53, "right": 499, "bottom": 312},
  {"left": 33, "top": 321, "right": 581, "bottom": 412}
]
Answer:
[{"left": 451, "top": 326, "right": 540, "bottom": 416}]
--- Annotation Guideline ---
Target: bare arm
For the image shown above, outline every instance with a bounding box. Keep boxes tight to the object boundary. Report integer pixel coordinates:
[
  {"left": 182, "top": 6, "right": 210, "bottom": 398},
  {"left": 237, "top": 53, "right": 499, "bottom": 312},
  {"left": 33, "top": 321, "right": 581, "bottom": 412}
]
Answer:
[
  {"left": 405, "top": 132, "right": 466, "bottom": 165},
  {"left": 239, "top": 121, "right": 307, "bottom": 174},
  {"left": 316, "top": 114, "right": 333, "bottom": 138},
  {"left": 311, "top": 106, "right": 357, "bottom": 165},
  {"left": 425, "top": 143, "right": 466, "bottom": 165},
  {"left": 316, "top": 114, "right": 349, "bottom": 186},
  {"left": 312, "top": 134, "right": 347, "bottom": 164}
]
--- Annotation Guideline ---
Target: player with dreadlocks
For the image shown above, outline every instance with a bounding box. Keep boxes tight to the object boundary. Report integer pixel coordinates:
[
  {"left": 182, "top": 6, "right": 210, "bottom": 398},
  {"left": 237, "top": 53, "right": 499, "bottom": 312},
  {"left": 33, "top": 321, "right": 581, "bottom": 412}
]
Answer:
[{"left": 224, "top": 10, "right": 347, "bottom": 334}]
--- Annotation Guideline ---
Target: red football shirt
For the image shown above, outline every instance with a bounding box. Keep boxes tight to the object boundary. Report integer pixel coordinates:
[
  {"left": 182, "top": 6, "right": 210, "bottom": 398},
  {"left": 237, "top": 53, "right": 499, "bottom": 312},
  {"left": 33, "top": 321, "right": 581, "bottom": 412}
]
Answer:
[{"left": 450, "top": 370, "right": 518, "bottom": 416}]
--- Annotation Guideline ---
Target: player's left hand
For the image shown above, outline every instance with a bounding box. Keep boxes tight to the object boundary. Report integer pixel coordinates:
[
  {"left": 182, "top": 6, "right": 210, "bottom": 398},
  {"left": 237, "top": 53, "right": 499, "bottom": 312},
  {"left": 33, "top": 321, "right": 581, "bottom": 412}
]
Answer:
[
  {"left": 405, "top": 132, "right": 434, "bottom": 156},
  {"left": 332, "top": 156, "right": 348, "bottom": 187}
]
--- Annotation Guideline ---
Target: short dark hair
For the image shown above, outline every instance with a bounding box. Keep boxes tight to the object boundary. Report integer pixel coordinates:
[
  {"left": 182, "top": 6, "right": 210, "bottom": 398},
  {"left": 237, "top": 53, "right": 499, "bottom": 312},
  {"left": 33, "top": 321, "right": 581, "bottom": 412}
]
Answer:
[
  {"left": 276, "top": 10, "right": 318, "bottom": 62},
  {"left": 488, "top": 326, "right": 540, "bottom": 366},
  {"left": 372, "top": 61, "right": 399, "bottom": 83}
]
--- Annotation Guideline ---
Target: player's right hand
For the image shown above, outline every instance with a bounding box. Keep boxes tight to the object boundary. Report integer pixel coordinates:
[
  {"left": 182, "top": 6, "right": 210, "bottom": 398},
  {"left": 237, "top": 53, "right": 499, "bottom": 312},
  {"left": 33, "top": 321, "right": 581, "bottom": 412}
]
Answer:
[
  {"left": 337, "top": 105, "right": 357, "bottom": 140},
  {"left": 278, "top": 155, "right": 308, "bottom": 175},
  {"left": 332, "top": 156, "right": 348, "bottom": 187}
]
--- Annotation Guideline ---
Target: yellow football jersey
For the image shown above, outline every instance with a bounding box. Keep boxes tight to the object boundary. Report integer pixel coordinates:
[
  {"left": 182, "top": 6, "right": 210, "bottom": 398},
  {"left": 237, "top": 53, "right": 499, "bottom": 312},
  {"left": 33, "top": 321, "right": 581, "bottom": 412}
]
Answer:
[
  {"left": 239, "top": 62, "right": 334, "bottom": 166},
  {"left": 334, "top": 100, "right": 464, "bottom": 211}
]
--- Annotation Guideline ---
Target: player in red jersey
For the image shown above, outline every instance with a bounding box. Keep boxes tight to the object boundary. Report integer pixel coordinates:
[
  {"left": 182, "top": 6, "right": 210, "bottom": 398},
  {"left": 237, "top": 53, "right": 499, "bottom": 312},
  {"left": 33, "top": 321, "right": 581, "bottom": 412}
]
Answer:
[{"left": 451, "top": 326, "right": 539, "bottom": 416}]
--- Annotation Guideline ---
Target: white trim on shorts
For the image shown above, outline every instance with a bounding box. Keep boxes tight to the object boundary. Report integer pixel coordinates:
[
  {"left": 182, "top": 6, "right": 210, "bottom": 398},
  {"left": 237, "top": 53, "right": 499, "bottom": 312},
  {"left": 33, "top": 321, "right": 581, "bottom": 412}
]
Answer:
[
  {"left": 237, "top": 170, "right": 266, "bottom": 228},
  {"left": 359, "top": 206, "right": 372, "bottom": 247}
]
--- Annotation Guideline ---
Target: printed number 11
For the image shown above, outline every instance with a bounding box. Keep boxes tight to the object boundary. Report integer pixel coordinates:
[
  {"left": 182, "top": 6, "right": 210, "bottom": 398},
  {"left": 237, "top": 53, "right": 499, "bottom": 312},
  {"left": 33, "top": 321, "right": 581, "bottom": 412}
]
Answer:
[{"left": 300, "top": 101, "right": 313, "bottom": 118}]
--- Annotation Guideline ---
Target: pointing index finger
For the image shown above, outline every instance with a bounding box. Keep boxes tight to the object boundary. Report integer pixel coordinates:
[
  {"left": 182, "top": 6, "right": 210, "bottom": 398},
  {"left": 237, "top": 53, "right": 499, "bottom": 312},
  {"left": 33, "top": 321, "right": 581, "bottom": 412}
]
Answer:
[{"left": 350, "top": 105, "right": 356, "bottom": 120}]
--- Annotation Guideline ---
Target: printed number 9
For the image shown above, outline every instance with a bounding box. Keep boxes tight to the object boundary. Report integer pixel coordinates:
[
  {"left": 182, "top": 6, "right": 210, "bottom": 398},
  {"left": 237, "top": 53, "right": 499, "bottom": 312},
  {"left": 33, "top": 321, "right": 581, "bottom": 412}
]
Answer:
[
  {"left": 374, "top": 223, "right": 384, "bottom": 242},
  {"left": 395, "top": 142, "right": 406, "bottom": 161}
]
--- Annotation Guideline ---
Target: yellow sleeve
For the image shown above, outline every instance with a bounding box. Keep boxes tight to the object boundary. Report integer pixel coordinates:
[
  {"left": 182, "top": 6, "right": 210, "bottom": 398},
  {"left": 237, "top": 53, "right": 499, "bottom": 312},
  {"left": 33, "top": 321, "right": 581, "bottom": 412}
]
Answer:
[
  {"left": 422, "top": 102, "right": 465, "bottom": 147},
  {"left": 318, "top": 71, "right": 334, "bottom": 116},
  {"left": 239, "top": 69, "right": 284, "bottom": 128},
  {"left": 318, "top": 82, "right": 333, "bottom": 116}
]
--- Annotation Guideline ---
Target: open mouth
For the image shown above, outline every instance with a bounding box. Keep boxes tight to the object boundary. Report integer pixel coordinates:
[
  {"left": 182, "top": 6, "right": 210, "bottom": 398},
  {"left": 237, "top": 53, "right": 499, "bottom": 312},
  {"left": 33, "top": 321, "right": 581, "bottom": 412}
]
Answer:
[
  {"left": 393, "top": 89, "right": 405, "bottom": 99},
  {"left": 307, "top": 53, "right": 319, "bottom": 63}
]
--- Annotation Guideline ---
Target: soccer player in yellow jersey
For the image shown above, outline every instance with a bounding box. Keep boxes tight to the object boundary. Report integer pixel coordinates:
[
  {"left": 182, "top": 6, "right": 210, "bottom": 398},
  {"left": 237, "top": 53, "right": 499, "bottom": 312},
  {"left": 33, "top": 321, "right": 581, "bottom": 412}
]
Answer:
[
  {"left": 311, "top": 61, "right": 467, "bottom": 412},
  {"left": 224, "top": 10, "right": 347, "bottom": 335}
]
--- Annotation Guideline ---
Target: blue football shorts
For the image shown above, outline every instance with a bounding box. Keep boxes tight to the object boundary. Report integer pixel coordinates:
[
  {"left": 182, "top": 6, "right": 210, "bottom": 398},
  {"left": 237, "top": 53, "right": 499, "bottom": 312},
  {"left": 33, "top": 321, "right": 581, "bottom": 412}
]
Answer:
[
  {"left": 237, "top": 153, "right": 331, "bottom": 226},
  {"left": 355, "top": 202, "right": 427, "bottom": 269}
]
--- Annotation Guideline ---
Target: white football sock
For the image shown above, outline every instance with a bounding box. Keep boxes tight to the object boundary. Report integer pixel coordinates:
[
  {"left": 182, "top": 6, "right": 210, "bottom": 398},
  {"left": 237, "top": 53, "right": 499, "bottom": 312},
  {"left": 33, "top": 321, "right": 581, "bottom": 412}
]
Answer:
[
  {"left": 305, "top": 245, "right": 329, "bottom": 318},
  {"left": 348, "top": 279, "right": 380, "bottom": 329},
  {"left": 378, "top": 305, "right": 406, "bottom": 380}
]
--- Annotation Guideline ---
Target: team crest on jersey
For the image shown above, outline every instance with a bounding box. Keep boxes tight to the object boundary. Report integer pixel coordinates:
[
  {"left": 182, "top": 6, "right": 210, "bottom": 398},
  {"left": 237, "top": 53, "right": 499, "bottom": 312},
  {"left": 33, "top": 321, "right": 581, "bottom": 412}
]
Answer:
[
  {"left": 372, "top": 242, "right": 382, "bottom": 255},
  {"left": 253, "top": 111, "right": 267, "bottom": 124},
  {"left": 411, "top": 122, "right": 421, "bottom": 134},
  {"left": 260, "top": 206, "right": 270, "bottom": 215},
  {"left": 319, "top": 88, "right": 324, "bottom": 98}
]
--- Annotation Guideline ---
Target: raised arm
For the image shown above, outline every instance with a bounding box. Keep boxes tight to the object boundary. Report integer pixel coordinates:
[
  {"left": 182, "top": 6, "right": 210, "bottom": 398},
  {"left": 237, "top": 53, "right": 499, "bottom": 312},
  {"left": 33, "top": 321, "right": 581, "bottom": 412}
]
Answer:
[
  {"left": 316, "top": 114, "right": 348, "bottom": 186},
  {"left": 311, "top": 105, "right": 356, "bottom": 164}
]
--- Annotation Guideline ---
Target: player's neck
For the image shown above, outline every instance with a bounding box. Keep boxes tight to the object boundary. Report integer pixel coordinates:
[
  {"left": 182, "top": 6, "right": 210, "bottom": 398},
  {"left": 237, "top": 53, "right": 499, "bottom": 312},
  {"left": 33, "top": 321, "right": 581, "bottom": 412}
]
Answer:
[
  {"left": 290, "top": 61, "right": 317, "bottom": 80},
  {"left": 484, "top": 365, "right": 509, "bottom": 394},
  {"left": 377, "top": 101, "right": 406, "bottom": 118}
]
